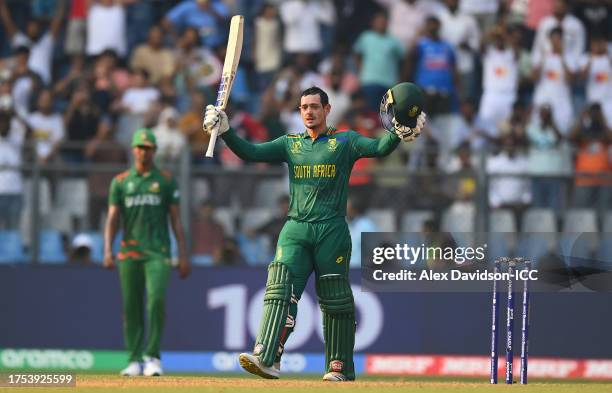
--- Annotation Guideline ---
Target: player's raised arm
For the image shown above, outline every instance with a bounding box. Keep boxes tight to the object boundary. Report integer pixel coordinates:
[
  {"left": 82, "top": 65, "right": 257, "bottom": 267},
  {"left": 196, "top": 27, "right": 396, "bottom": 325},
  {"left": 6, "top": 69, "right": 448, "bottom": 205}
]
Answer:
[
  {"left": 203, "top": 105, "right": 287, "bottom": 163},
  {"left": 353, "top": 82, "right": 427, "bottom": 159}
]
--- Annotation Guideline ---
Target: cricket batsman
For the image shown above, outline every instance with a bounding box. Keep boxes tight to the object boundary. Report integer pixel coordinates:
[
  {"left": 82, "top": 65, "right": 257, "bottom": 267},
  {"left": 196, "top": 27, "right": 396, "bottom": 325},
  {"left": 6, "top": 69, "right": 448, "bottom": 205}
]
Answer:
[
  {"left": 203, "top": 83, "right": 425, "bottom": 381},
  {"left": 103, "top": 128, "right": 191, "bottom": 376}
]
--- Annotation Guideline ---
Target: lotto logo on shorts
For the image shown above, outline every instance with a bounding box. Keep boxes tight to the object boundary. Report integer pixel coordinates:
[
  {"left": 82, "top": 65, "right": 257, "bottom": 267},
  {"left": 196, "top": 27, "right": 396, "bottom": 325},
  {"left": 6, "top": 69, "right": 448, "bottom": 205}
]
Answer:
[{"left": 330, "top": 360, "right": 344, "bottom": 372}]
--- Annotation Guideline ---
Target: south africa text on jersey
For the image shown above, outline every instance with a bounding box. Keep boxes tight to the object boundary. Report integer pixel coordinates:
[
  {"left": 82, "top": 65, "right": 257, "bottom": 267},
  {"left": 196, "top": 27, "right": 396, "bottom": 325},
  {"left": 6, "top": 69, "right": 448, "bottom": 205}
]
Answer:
[
  {"left": 294, "top": 164, "right": 336, "bottom": 179},
  {"left": 125, "top": 194, "right": 162, "bottom": 207}
]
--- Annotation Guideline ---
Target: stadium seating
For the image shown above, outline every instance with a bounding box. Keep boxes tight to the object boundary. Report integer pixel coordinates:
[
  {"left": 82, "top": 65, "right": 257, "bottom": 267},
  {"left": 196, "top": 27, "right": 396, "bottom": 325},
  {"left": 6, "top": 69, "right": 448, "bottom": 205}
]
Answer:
[
  {"left": 214, "top": 208, "right": 236, "bottom": 236},
  {"left": 241, "top": 208, "right": 274, "bottom": 232},
  {"left": 38, "top": 230, "right": 67, "bottom": 264},
  {"left": 85, "top": 232, "right": 105, "bottom": 263},
  {"left": 488, "top": 209, "right": 517, "bottom": 260},
  {"left": 192, "top": 254, "right": 214, "bottom": 266},
  {"left": 401, "top": 210, "right": 434, "bottom": 233},
  {"left": 254, "top": 178, "right": 288, "bottom": 208},
  {"left": 441, "top": 205, "right": 475, "bottom": 247},
  {"left": 367, "top": 209, "right": 396, "bottom": 232},
  {"left": 56, "top": 179, "right": 89, "bottom": 220},
  {"left": 191, "top": 178, "right": 211, "bottom": 210},
  {"left": 0, "top": 230, "right": 26, "bottom": 264},
  {"left": 236, "top": 233, "right": 272, "bottom": 266},
  {"left": 560, "top": 209, "right": 599, "bottom": 267}
]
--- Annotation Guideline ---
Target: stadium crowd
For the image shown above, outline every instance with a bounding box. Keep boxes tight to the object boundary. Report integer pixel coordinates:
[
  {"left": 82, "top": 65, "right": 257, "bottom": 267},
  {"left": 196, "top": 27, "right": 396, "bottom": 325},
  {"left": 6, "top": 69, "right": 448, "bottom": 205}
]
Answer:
[{"left": 0, "top": 0, "right": 611, "bottom": 266}]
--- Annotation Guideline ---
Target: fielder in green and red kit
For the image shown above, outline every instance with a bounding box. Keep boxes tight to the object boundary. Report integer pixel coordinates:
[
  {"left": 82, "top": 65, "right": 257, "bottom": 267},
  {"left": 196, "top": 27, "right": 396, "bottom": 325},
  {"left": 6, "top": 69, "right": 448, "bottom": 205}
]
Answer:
[
  {"left": 103, "top": 128, "right": 191, "bottom": 377},
  {"left": 203, "top": 84, "right": 426, "bottom": 381}
]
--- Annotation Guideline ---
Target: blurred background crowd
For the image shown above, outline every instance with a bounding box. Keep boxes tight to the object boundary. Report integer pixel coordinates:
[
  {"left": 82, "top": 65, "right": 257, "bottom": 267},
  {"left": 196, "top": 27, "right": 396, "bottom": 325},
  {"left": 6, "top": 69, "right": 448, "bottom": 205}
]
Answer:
[{"left": 0, "top": 0, "right": 611, "bottom": 267}]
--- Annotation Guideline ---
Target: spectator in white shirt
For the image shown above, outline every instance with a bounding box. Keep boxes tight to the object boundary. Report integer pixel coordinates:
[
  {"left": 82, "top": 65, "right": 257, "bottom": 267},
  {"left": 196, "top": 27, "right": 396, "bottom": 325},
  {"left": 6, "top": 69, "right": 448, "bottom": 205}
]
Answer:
[
  {"left": 323, "top": 67, "right": 351, "bottom": 127},
  {"left": 438, "top": 0, "right": 480, "bottom": 99},
  {"left": 279, "top": 0, "right": 335, "bottom": 55},
  {"left": 86, "top": 0, "right": 129, "bottom": 58},
  {"left": 0, "top": 111, "right": 27, "bottom": 229},
  {"left": 460, "top": 0, "right": 499, "bottom": 31},
  {"left": 374, "top": 0, "right": 427, "bottom": 47},
  {"left": 8, "top": 46, "right": 43, "bottom": 118},
  {"left": 579, "top": 35, "right": 612, "bottom": 127},
  {"left": 532, "top": 0, "right": 586, "bottom": 60},
  {"left": 153, "top": 107, "right": 186, "bottom": 163},
  {"left": 27, "top": 89, "right": 65, "bottom": 163},
  {"left": 254, "top": 3, "right": 282, "bottom": 93},
  {"left": 118, "top": 69, "right": 160, "bottom": 115},
  {"left": 532, "top": 27, "right": 577, "bottom": 134},
  {"left": 486, "top": 134, "right": 531, "bottom": 210},
  {"left": 478, "top": 27, "right": 519, "bottom": 128},
  {"left": 0, "top": 0, "right": 65, "bottom": 85}
]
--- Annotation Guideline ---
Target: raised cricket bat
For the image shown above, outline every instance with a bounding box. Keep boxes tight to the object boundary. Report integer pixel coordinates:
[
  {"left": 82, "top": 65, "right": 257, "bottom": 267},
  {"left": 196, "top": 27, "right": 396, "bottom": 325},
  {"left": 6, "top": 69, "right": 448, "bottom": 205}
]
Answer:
[{"left": 205, "top": 15, "right": 244, "bottom": 158}]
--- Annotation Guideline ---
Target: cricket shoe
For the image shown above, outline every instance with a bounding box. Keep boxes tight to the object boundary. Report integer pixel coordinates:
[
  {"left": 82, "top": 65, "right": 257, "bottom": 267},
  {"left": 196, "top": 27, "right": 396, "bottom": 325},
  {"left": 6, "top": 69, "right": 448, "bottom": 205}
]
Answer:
[
  {"left": 143, "top": 357, "right": 163, "bottom": 376},
  {"left": 120, "top": 362, "right": 142, "bottom": 376},
  {"left": 238, "top": 353, "right": 280, "bottom": 379},
  {"left": 322, "top": 371, "right": 349, "bottom": 381}
]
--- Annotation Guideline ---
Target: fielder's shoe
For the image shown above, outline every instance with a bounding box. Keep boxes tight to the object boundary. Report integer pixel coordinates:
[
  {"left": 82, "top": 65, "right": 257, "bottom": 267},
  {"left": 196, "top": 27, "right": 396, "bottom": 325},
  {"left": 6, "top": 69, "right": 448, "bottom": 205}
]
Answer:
[
  {"left": 120, "top": 362, "right": 142, "bottom": 376},
  {"left": 323, "top": 371, "right": 349, "bottom": 381},
  {"left": 143, "top": 357, "right": 163, "bottom": 376},
  {"left": 238, "top": 353, "right": 280, "bottom": 379}
]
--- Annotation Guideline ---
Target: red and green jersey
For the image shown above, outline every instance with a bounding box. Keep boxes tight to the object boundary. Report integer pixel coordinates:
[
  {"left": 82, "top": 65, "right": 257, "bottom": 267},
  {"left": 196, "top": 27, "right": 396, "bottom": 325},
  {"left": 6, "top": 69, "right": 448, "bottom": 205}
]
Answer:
[
  {"left": 221, "top": 128, "right": 400, "bottom": 222},
  {"left": 109, "top": 166, "right": 179, "bottom": 260}
]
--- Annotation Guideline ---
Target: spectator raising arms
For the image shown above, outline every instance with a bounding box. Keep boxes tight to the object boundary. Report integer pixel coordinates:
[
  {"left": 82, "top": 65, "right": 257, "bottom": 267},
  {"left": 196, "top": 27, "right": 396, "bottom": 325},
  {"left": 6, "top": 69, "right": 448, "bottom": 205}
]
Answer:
[
  {"left": 163, "top": 0, "right": 230, "bottom": 48},
  {"left": 87, "top": 0, "right": 131, "bottom": 58},
  {"left": 478, "top": 27, "right": 519, "bottom": 128},
  {"left": 532, "top": 0, "right": 586, "bottom": 60},
  {"left": 579, "top": 35, "right": 612, "bottom": 127},
  {"left": 532, "top": 27, "right": 577, "bottom": 134},
  {"left": 0, "top": 0, "right": 65, "bottom": 85},
  {"left": 279, "top": 0, "right": 335, "bottom": 56}
]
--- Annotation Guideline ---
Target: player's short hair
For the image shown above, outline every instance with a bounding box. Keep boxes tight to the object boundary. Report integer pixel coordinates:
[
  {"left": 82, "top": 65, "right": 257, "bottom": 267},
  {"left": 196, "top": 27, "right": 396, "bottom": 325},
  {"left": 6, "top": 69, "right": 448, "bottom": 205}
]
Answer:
[{"left": 301, "top": 86, "right": 329, "bottom": 106}]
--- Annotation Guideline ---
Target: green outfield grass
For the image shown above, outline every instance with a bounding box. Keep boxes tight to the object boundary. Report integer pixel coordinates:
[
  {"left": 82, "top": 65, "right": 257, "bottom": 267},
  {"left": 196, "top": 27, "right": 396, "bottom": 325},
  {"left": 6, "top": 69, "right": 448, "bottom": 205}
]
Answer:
[{"left": 2, "top": 374, "right": 612, "bottom": 393}]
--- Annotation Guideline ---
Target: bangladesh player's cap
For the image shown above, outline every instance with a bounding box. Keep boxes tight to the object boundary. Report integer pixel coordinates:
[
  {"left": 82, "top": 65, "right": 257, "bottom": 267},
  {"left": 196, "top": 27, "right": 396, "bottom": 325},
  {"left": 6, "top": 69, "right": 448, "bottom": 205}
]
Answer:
[
  {"left": 386, "top": 82, "right": 425, "bottom": 128},
  {"left": 131, "top": 128, "right": 157, "bottom": 148}
]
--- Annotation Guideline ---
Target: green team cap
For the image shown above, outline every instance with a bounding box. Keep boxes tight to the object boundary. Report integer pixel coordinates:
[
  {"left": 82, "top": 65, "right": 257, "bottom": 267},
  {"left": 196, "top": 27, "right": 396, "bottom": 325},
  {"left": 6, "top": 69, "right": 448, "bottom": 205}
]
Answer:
[
  {"left": 131, "top": 128, "right": 157, "bottom": 148},
  {"left": 386, "top": 82, "right": 425, "bottom": 128}
]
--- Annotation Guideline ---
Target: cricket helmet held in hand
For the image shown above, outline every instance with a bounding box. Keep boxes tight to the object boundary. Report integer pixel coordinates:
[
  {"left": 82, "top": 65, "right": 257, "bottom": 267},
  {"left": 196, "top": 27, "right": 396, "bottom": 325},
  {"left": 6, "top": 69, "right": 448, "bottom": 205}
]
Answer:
[{"left": 380, "top": 82, "right": 425, "bottom": 132}]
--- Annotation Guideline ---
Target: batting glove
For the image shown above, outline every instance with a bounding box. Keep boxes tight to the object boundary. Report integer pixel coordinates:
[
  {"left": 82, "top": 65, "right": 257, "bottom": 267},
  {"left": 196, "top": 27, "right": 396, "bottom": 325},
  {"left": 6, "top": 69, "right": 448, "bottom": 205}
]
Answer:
[
  {"left": 203, "top": 104, "right": 230, "bottom": 136},
  {"left": 394, "top": 112, "right": 427, "bottom": 142}
]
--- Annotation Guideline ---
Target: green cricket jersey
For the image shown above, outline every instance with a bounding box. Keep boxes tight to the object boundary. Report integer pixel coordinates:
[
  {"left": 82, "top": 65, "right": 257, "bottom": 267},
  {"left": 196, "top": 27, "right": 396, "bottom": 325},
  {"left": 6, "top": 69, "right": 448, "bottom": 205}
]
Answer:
[
  {"left": 109, "top": 166, "right": 179, "bottom": 260},
  {"left": 222, "top": 128, "right": 400, "bottom": 222}
]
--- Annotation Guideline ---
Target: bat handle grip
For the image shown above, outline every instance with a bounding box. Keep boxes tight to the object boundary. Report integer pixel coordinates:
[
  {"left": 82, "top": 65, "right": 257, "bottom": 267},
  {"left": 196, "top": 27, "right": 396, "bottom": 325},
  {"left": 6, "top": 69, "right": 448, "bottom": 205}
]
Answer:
[{"left": 205, "top": 126, "right": 219, "bottom": 158}]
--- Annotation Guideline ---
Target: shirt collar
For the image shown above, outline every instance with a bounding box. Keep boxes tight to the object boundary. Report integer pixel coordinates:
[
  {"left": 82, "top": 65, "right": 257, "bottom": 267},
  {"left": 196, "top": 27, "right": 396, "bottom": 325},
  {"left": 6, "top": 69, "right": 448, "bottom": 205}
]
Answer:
[
  {"left": 130, "top": 166, "right": 157, "bottom": 178},
  {"left": 302, "top": 127, "right": 336, "bottom": 140}
]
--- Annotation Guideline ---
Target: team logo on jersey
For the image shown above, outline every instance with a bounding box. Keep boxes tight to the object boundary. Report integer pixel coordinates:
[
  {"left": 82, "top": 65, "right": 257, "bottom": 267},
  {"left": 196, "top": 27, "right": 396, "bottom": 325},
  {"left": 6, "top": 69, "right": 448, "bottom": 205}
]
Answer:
[
  {"left": 290, "top": 141, "right": 302, "bottom": 154},
  {"left": 336, "top": 256, "right": 344, "bottom": 264},
  {"left": 409, "top": 105, "right": 420, "bottom": 117},
  {"left": 149, "top": 182, "right": 160, "bottom": 193},
  {"left": 127, "top": 182, "right": 135, "bottom": 193},
  {"left": 328, "top": 138, "right": 338, "bottom": 151}
]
